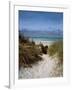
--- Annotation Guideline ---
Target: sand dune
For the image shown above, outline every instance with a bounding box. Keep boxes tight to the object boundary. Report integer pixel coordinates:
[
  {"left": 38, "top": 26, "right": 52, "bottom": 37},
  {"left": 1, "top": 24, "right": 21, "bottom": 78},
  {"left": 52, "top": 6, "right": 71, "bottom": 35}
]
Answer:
[{"left": 19, "top": 54, "right": 63, "bottom": 79}]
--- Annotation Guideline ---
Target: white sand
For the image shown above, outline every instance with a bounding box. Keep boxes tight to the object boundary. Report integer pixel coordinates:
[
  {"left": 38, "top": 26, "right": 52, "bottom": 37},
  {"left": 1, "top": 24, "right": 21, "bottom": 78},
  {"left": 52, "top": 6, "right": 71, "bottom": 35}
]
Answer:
[
  {"left": 35, "top": 40, "right": 55, "bottom": 46},
  {"left": 19, "top": 54, "right": 63, "bottom": 79}
]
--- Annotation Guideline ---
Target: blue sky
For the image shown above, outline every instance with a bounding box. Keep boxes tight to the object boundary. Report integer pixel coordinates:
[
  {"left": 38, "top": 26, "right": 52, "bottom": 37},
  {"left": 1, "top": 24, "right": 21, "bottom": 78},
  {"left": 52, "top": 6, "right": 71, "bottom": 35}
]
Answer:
[{"left": 19, "top": 10, "right": 63, "bottom": 32}]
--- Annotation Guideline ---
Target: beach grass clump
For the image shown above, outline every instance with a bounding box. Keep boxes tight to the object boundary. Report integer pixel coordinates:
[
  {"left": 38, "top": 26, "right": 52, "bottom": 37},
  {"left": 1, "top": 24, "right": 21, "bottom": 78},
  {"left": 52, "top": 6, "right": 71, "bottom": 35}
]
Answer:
[
  {"left": 19, "top": 32, "right": 42, "bottom": 68},
  {"left": 48, "top": 40, "right": 63, "bottom": 63}
]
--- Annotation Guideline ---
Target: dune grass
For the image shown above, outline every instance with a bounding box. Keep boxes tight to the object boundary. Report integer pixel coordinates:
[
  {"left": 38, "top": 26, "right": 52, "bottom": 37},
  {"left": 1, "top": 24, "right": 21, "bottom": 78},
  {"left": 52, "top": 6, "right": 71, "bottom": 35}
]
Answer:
[
  {"left": 19, "top": 31, "right": 42, "bottom": 68},
  {"left": 48, "top": 40, "right": 63, "bottom": 63}
]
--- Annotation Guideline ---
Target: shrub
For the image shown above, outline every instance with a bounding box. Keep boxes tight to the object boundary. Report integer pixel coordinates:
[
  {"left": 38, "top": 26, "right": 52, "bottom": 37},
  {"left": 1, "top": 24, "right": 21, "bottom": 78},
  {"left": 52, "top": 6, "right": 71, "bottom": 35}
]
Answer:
[{"left": 40, "top": 44, "right": 48, "bottom": 54}]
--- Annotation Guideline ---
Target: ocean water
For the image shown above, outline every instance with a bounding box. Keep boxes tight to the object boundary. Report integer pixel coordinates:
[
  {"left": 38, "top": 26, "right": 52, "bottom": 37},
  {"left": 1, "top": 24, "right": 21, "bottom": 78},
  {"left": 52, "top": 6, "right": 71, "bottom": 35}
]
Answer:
[{"left": 21, "top": 30, "right": 63, "bottom": 42}]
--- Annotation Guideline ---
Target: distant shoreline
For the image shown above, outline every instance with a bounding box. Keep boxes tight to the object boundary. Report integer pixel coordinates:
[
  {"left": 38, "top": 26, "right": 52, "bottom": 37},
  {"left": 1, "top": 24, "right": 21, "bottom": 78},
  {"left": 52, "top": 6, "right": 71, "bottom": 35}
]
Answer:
[{"left": 34, "top": 40, "right": 55, "bottom": 46}]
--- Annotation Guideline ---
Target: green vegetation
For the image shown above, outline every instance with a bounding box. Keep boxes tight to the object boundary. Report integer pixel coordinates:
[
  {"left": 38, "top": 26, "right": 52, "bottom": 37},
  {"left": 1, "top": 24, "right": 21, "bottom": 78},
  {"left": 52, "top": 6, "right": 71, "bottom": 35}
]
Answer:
[
  {"left": 48, "top": 41, "right": 63, "bottom": 63},
  {"left": 19, "top": 32, "right": 42, "bottom": 68}
]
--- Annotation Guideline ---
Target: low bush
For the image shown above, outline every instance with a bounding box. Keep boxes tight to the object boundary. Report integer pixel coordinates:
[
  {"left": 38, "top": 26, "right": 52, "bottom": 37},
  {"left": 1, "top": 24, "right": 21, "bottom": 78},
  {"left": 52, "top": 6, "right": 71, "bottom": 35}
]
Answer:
[{"left": 40, "top": 44, "right": 48, "bottom": 54}]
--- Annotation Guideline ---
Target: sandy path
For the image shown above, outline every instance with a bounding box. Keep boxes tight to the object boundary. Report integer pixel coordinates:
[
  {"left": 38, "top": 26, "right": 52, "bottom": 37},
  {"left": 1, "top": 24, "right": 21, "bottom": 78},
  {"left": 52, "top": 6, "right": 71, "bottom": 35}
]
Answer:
[{"left": 19, "top": 54, "right": 63, "bottom": 79}]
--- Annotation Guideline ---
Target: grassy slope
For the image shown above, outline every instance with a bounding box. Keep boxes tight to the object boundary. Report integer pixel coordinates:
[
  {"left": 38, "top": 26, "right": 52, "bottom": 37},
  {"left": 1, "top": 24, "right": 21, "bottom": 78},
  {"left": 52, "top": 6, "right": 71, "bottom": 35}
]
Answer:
[
  {"left": 48, "top": 40, "right": 63, "bottom": 63},
  {"left": 19, "top": 32, "right": 42, "bottom": 68}
]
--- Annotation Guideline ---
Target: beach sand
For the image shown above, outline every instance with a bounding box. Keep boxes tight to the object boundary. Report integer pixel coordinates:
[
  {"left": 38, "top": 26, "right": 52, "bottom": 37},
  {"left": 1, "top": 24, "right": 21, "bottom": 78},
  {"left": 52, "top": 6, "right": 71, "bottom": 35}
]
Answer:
[
  {"left": 34, "top": 40, "right": 55, "bottom": 46},
  {"left": 19, "top": 54, "right": 63, "bottom": 79}
]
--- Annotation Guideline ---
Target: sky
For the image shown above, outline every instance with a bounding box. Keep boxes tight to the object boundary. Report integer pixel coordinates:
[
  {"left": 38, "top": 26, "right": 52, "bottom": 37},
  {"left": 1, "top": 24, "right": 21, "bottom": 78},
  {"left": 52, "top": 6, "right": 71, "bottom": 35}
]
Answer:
[{"left": 19, "top": 10, "right": 63, "bottom": 32}]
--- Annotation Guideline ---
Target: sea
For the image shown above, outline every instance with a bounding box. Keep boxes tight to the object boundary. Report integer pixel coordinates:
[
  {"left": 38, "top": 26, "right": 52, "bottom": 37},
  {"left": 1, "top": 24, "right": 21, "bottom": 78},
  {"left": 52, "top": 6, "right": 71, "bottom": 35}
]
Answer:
[{"left": 21, "top": 30, "right": 63, "bottom": 42}]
